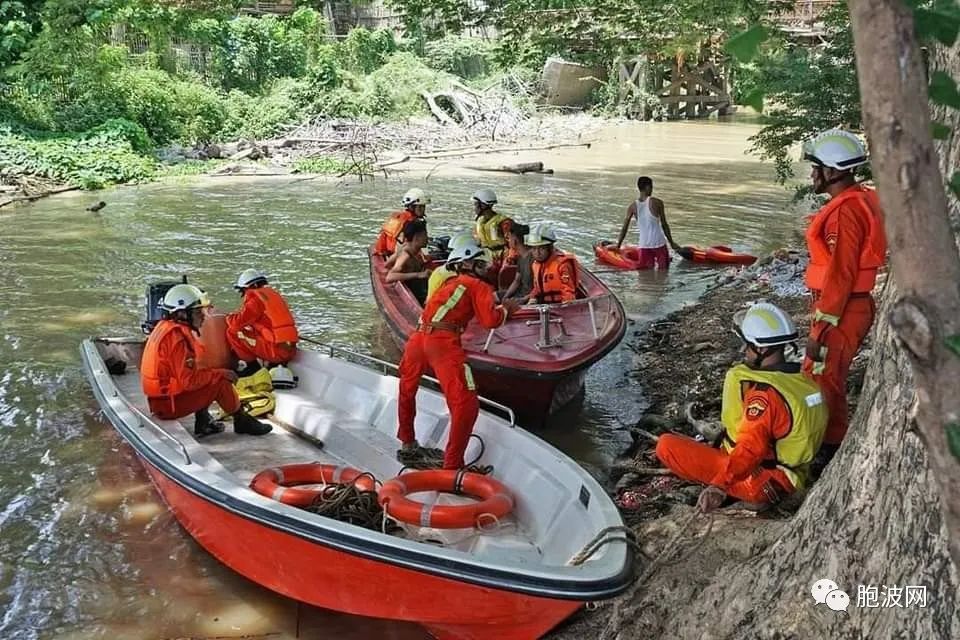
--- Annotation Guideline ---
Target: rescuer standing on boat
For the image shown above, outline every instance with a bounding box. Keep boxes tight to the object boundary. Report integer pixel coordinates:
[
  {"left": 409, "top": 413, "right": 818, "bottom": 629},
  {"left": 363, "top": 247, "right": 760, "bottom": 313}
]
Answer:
[
  {"left": 141, "top": 284, "right": 272, "bottom": 437},
  {"left": 226, "top": 269, "right": 300, "bottom": 378},
  {"left": 656, "top": 303, "right": 827, "bottom": 512},
  {"left": 801, "top": 129, "right": 887, "bottom": 467},
  {"left": 397, "top": 239, "right": 520, "bottom": 470}
]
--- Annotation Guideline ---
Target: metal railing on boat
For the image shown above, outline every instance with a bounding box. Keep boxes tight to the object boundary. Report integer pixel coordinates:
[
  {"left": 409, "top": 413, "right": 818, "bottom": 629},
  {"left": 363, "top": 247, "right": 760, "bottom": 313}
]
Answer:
[
  {"left": 483, "top": 293, "right": 615, "bottom": 352},
  {"left": 301, "top": 339, "right": 516, "bottom": 427}
]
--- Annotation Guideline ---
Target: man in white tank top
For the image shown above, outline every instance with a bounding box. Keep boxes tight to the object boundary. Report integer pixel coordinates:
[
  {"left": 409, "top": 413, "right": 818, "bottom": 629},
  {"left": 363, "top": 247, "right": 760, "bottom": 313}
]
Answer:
[{"left": 614, "top": 176, "right": 680, "bottom": 269}]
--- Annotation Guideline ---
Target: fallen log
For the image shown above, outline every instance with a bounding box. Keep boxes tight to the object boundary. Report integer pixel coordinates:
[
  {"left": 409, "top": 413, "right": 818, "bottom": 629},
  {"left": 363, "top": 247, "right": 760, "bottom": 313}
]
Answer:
[
  {"left": 376, "top": 154, "right": 411, "bottom": 168},
  {"left": 0, "top": 185, "right": 81, "bottom": 209},
  {"left": 420, "top": 92, "right": 457, "bottom": 126},
  {"left": 465, "top": 161, "right": 553, "bottom": 174}
]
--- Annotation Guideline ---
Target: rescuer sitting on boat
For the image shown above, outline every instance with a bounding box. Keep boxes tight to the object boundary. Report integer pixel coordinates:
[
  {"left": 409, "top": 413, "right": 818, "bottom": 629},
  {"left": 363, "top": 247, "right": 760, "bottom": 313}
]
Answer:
[
  {"left": 397, "top": 239, "right": 520, "bottom": 470},
  {"left": 226, "top": 269, "right": 299, "bottom": 377},
  {"left": 655, "top": 303, "right": 828, "bottom": 513},
  {"left": 473, "top": 188, "right": 513, "bottom": 259},
  {"left": 374, "top": 188, "right": 430, "bottom": 258},
  {"left": 141, "top": 284, "right": 272, "bottom": 437},
  {"left": 499, "top": 220, "right": 533, "bottom": 301},
  {"left": 386, "top": 218, "right": 431, "bottom": 305},
  {"left": 526, "top": 223, "right": 579, "bottom": 304}
]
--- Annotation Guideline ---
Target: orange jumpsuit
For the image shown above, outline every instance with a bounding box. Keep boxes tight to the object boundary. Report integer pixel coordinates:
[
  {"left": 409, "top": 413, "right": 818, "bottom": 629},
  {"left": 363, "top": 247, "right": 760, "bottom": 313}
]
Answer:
[
  {"left": 802, "top": 184, "right": 886, "bottom": 444},
  {"left": 529, "top": 250, "right": 578, "bottom": 303},
  {"left": 655, "top": 383, "right": 794, "bottom": 504},
  {"left": 226, "top": 286, "right": 299, "bottom": 365},
  {"left": 397, "top": 273, "right": 509, "bottom": 469},
  {"left": 141, "top": 320, "right": 240, "bottom": 420},
  {"left": 374, "top": 210, "right": 416, "bottom": 256}
]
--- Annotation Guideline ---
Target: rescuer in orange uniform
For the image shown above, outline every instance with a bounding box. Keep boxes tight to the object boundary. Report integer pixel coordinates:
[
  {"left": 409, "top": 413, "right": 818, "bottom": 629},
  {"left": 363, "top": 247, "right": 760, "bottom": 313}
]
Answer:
[
  {"left": 801, "top": 129, "right": 887, "bottom": 463},
  {"left": 226, "top": 269, "right": 300, "bottom": 371},
  {"left": 525, "top": 223, "right": 579, "bottom": 304},
  {"left": 655, "top": 303, "right": 827, "bottom": 512},
  {"left": 141, "top": 284, "right": 272, "bottom": 437},
  {"left": 373, "top": 188, "right": 430, "bottom": 257},
  {"left": 396, "top": 239, "right": 520, "bottom": 469}
]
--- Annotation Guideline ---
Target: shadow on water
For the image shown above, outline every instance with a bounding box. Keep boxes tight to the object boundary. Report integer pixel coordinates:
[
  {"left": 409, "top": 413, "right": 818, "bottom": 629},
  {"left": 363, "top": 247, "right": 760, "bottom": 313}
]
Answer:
[{"left": 0, "top": 121, "right": 802, "bottom": 638}]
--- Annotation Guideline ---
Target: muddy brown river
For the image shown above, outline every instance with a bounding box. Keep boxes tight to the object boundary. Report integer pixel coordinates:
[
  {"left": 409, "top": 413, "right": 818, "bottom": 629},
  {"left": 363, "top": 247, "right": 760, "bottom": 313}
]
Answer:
[{"left": 0, "top": 120, "right": 802, "bottom": 638}]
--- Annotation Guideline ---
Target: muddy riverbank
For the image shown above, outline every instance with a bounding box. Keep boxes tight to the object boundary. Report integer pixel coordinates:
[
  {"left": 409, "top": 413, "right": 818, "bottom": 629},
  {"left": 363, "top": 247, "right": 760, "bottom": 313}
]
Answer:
[{"left": 548, "top": 245, "right": 876, "bottom": 639}]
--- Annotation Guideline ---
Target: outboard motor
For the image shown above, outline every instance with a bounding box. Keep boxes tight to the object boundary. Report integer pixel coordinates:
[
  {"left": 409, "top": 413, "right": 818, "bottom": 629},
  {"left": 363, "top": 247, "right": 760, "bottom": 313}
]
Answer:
[
  {"left": 141, "top": 275, "right": 188, "bottom": 335},
  {"left": 426, "top": 235, "right": 451, "bottom": 261}
]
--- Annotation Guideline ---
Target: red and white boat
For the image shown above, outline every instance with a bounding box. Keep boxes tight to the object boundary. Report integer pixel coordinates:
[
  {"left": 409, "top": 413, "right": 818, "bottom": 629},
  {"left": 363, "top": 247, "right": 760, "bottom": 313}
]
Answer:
[
  {"left": 369, "top": 249, "right": 627, "bottom": 425},
  {"left": 81, "top": 338, "right": 635, "bottom": 640}
]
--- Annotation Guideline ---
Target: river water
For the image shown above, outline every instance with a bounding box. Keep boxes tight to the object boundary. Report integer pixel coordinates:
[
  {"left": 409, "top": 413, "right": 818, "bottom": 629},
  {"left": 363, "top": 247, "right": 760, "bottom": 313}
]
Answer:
[{"left": 0, "top": 120, "right": 801, "bottom": 639}]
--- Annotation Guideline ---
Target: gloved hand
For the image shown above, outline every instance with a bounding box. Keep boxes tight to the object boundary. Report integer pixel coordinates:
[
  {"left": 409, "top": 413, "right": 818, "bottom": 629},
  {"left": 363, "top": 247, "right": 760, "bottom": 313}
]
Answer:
[{"left": 805, "top": 322, "right": 832, "bottom": 362}]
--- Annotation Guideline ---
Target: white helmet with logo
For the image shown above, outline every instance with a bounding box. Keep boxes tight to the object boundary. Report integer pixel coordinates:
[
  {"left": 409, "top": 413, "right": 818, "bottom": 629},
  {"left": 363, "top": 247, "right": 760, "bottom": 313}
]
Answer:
[
  {"left": 446, "top": 239, "right": 492, "bottom": 267},
  {"left": 472, "top": 188, "right": 498, "bottom": 205},
  {"left": 733, "top": 302, "right": 798, "bottom": 348},
  {"left": 525, "top": 223, "right": 557, "bottom": 247},
  {"left": 402, "top": 188, "right": 431, "bottom": 207},
  {"left": 235, "top": 268, "right": 268, "bottom": 290},
  {"left": 161, "top": 284, "right": 209, "bottom": 313},
  {"left": 803, "top": 128, "right": 868, "bottom": 171}
]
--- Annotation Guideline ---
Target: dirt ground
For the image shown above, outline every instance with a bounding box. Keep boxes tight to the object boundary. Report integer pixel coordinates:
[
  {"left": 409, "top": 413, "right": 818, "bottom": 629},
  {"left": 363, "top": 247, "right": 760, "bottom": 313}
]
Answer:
[{"left": 545, "top": 248, "right": 874, "bottom": 639}]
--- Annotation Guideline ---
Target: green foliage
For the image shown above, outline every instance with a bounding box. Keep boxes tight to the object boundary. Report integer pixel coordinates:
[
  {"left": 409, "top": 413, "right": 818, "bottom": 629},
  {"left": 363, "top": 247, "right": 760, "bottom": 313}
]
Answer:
[
  {"left": 220, "top": 78, "right": 308, "bottom": 140},
  {"left": 424, "top": 36, "right": 496, "bottom": 78},
  {"left": 929, "top": 71, "right": 960, "bottom": 109},
  {"left": 725, "top": 25, "right": 768, "bottom": 64},
  {"left": 339, "top": 27, "right": 396, "bottom": 74},
  {"left": 0, "top": 125, "right": 156, "bottom": 189},
  {"left": 293, "top": 156, "right": 354, "bottom": 174},
  {"left": 744, "top": 3, "right": 862, "bottom": 184},
  {"left": 156, "top": 158, "right": 230, "bottom": 177}
]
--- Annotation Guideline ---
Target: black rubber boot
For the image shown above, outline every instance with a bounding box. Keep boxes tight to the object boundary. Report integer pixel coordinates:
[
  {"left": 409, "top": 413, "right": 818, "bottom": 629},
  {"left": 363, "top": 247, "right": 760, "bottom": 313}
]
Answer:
[
  {"left": 233, "top": 410, "right": 272, "bottom": 436},
  {"left": 194, "top": 409, "right": 225, "bottom": 438}
]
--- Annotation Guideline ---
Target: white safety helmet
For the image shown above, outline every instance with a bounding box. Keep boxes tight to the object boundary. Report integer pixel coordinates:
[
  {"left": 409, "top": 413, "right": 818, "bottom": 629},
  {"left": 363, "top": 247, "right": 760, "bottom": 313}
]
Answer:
[
  {"left": 472, "top": 188, "right": 498, "bottom": 205},
  {"left": 447, "top": 231, "right": 476, "bottom": 252},
  {"left": 402, "top": 188, "right": 431, "bottom": 207},
  {"left": 270, "top": 365, "right": 298, "bottom": 389},
  {"left": 803, "top": 128, "right": 868, "bottom": 171},
  {"left": 160, "top": 284, "right": 209, "bottom": 313},
  {"left": 525, "top": 223, "right": 557, "bottom": 247},
  {"left": 235, "top": 268, "right": 268, "bottom": 290},
  {"left": 446, "top": 239, "right": 492, "bottom": 267},
  {"left": 733, "top": 302, "right": 798, "bottom": 348}
]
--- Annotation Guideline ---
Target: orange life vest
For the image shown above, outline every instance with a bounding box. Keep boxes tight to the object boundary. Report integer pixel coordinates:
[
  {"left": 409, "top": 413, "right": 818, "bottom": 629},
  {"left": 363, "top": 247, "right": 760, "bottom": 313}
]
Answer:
[
  {"left": 141, "top": 320, "right": 198, "bottom": 398},
  {"left": 379, "top": 210, "right": 416, "bottom": 254},
  {"left": 532, "top": 251, "right": 579, "bottom": 303},
  {"left": 804, "top": 185, "right": 887, "bottom": 293},
  {"left": 247, "top": 286, "right": 298, "bottom": 345}
]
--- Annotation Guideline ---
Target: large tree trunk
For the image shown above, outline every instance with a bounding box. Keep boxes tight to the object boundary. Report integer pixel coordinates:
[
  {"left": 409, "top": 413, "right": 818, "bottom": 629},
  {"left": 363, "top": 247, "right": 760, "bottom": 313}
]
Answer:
[
  {"left": 850, "top": 0, "right": 960, "bottom": 569},
  {"left": 560, "top": 8, "right": 960, "bottom": 640}
]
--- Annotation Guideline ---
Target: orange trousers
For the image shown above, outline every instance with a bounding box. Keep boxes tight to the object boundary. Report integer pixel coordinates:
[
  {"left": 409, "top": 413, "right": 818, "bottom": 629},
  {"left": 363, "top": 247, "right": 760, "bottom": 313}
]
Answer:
[
  {"left": 398, "top": 330, "right": 478, "bottom": 469},
  {"left": 148, "top": 379, "right": 240, "bottom": 420},
  {"left": 655, "top": 433, "right": 793, "bottom": 504},
  {"left": 226, "top": 325, "right": 296, "bottom": 365},
  {"left": 803, "top": 295, "right": 876, "bottom": 445}
]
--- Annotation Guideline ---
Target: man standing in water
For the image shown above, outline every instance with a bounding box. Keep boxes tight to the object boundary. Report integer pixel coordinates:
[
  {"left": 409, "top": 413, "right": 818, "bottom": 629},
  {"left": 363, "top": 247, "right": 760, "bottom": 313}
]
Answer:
[
  {"left": 614, "top": 176, "right": 681, "bottom": 269},
  {"left": 801, "top": 129, "right": 887, "bottom": 468}
]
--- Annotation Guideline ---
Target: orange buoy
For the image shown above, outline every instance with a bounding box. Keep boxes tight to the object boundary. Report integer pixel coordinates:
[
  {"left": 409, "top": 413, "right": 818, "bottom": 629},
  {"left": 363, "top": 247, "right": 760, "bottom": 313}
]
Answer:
[
  {"left": 378, "top": 470, "right": 514, "bottom": 529},
  {"left": 251, "top": 463, "right": 376, "bottom": 507}
]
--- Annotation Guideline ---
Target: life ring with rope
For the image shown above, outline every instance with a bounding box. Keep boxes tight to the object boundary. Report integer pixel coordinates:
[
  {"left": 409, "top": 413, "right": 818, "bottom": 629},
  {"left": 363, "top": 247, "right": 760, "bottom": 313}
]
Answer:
[
  {"left": 377, "top": 469, "right": 514, "bottom": 529},
  {"left": 250, "top": 463, "right": 376, "bottom": 507}
]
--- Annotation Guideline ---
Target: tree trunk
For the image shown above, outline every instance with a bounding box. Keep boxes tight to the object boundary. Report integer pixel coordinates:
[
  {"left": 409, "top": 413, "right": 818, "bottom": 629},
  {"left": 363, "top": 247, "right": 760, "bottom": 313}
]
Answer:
[{"left": 849, "top": 0, "right": 960, "bottom": 568}]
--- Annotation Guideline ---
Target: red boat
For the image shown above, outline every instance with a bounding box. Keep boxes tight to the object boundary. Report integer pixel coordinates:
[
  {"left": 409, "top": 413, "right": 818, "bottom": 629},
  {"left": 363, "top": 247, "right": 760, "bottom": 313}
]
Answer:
[
  {"left": 81, "top": 338, "right": 634, "bottom": 640},
  {"left": 369, "top": 248, "right": 627, "bottom": 425},
  {"left": 677, "top": 244, "right": 757, "bottom": 266},
  {"left": 593, "top": 241, "right": 646, "bottom": 270}
]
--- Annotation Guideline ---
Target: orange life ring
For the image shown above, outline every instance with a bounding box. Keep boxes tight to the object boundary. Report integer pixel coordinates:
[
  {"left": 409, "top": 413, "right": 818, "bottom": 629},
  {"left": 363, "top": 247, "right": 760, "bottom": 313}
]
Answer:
[
  {"left": 250, "top": 463, "right": 376, "bottom": 507},
  {"left": 378, "top": 470, "right": 514, "bottom": 529}
]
